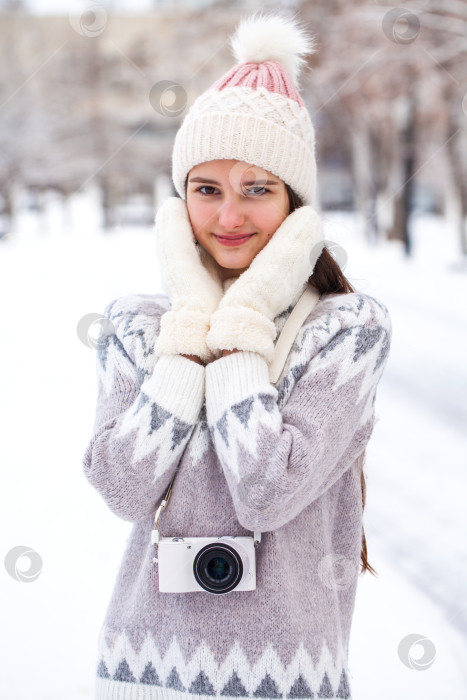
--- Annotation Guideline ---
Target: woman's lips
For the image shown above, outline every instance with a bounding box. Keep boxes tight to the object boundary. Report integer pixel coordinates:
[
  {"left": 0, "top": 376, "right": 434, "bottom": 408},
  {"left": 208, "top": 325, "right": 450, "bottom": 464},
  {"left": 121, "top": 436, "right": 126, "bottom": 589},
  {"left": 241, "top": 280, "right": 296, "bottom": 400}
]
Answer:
[{"left": 214, "top": 234, "right": 255, "bottom": 247}]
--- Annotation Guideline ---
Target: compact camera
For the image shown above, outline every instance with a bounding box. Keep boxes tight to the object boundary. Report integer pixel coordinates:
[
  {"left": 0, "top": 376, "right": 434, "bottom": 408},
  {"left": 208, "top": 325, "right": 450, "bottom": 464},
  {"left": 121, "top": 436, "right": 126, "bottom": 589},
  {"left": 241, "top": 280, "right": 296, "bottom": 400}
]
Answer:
[{"left": 156, "top": 535, "right": 257, "bottom": 594}]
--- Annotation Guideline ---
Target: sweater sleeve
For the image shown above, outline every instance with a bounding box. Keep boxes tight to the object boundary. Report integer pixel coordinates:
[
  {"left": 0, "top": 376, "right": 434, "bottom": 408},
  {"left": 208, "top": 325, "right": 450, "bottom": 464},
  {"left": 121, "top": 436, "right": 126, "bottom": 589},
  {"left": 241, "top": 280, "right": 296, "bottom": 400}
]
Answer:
[
  {"left": 204, "top": 293, "right": 391, "bottom": 532},
  {"left": 82, "top": 296, "right": 205, "bottom": 522}
]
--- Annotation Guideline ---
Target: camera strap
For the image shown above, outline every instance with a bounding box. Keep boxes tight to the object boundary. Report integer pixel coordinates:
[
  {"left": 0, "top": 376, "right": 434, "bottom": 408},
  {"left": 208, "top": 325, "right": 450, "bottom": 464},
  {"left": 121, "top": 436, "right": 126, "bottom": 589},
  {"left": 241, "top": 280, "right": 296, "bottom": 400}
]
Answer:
[
  {"left": 268, "top": 285, "right": 321, "bottom": 384},
  {"left": 151, "top": 284, "right": 322, "bottom": 551}
]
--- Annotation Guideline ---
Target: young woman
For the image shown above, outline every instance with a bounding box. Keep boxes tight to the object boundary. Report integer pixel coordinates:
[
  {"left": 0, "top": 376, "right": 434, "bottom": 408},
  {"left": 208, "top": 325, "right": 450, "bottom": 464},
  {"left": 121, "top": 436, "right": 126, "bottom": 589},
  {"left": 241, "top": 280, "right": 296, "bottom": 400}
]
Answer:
[{"left": 83, "top": 13, "right": 391, "bottom": 700}]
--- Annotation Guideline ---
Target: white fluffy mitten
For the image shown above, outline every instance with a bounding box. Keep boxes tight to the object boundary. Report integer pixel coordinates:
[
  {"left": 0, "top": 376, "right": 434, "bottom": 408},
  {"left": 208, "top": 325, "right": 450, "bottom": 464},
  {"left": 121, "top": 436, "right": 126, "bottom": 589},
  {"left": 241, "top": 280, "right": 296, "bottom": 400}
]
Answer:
[
  {"left": 206, "top": 206, "right": 324, "bottom": 364},
  {"left": 154, "top": 197, "right": 223, "bottom": 363}
]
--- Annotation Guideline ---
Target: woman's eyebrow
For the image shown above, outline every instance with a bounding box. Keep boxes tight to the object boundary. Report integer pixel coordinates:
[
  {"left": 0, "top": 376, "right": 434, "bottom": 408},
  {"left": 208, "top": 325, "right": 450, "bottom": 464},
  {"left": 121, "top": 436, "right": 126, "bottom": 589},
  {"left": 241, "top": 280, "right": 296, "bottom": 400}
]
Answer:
[{"left": 188, "top": 177, "right": 279, "bottom": 185}]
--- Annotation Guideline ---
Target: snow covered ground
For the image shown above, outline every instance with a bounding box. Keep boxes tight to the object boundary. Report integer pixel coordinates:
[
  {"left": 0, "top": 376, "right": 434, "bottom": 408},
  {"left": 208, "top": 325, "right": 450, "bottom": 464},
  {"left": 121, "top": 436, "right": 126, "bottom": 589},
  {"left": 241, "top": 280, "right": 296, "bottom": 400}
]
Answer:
[{"left": 1, "top": 191, "right": 466, "bottom": 699}]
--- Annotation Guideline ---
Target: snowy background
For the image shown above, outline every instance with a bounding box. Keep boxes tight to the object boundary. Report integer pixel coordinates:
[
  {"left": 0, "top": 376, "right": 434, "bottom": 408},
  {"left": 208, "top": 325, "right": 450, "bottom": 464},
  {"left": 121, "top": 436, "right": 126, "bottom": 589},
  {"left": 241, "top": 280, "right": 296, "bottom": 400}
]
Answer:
[
  {"left": 1, "top": 190, "right": 466, "bottom": 699},
  {"left": 1, "top": 0, "right": 467, "bottom": 696}
]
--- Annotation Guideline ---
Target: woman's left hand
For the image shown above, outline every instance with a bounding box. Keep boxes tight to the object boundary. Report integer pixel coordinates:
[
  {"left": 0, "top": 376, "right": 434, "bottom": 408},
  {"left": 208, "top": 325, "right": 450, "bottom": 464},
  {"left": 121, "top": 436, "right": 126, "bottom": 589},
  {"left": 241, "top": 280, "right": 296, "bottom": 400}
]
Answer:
[{"left": 206, "top": 206, "right": 324, "bottom": 364}]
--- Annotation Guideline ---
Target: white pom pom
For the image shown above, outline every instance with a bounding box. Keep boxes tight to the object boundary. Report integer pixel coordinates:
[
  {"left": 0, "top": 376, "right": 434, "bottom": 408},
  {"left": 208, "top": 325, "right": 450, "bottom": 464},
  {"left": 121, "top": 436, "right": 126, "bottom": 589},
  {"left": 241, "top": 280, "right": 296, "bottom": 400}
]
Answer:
[{"left": 230, "top": 12, "right": 316, "bottom": 87}]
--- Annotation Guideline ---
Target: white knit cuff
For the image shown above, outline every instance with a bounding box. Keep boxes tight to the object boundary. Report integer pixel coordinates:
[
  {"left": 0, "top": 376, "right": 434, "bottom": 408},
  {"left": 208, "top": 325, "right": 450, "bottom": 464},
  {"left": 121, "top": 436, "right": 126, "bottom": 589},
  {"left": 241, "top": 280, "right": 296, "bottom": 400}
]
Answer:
[
  {"left": 142, "top": 354, "right": 205, "bottom": 424},
  {"left": 205, "top": 351, "right": 273, "bottom": 423}
]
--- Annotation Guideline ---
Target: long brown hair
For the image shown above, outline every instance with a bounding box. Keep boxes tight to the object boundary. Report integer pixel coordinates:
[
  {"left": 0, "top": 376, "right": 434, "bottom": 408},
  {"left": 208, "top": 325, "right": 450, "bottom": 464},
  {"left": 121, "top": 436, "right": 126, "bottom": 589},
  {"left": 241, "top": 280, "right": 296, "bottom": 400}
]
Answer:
[{"left": 286, "top": 184, "right": 377, "bottom": 577}]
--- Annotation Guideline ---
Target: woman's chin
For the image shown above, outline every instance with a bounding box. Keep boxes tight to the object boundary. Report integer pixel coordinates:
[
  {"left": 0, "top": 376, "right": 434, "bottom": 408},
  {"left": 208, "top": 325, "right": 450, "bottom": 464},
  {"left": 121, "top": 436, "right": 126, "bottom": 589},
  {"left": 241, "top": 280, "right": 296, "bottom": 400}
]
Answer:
[{"left": 214, "top": 251, "right": 252, "bottom": 269}]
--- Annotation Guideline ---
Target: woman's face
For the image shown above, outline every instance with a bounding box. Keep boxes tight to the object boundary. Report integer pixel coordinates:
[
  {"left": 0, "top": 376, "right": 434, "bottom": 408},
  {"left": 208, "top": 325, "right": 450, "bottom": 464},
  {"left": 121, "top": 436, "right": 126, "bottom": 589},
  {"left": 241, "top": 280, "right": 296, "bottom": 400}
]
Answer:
[{"left": 186, "top": 159, "right": 289, "bottom": 281}]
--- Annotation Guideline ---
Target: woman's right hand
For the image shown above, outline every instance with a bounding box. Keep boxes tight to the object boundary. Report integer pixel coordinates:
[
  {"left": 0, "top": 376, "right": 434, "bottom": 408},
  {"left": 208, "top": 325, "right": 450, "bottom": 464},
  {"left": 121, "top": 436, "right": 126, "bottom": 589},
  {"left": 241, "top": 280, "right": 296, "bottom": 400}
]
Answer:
[{"left": 154, "top": 197, "right": 224, "bottom": 363}]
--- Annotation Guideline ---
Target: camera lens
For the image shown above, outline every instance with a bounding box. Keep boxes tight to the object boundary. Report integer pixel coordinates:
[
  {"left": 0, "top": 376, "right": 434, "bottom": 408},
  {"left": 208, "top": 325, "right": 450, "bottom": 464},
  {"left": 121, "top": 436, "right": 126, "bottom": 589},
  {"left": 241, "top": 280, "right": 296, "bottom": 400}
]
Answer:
[{"left": 193, "top": 543, "right": 243, "bottom": 594}]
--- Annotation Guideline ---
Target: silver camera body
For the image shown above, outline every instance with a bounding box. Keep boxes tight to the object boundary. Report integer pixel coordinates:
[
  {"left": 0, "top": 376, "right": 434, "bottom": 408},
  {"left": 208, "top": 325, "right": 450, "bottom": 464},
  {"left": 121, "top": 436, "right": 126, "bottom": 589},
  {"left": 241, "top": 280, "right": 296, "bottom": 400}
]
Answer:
[{"left": 157, "top": 535, "right": 256, "bottom": 594}]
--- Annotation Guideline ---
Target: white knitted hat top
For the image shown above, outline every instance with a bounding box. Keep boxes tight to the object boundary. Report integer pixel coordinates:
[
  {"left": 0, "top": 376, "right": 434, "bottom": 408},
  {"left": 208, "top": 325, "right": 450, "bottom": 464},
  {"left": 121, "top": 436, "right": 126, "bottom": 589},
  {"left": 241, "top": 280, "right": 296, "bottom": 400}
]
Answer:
[{"left": 171, "top": 13, "right": 317, "bottom": 206}]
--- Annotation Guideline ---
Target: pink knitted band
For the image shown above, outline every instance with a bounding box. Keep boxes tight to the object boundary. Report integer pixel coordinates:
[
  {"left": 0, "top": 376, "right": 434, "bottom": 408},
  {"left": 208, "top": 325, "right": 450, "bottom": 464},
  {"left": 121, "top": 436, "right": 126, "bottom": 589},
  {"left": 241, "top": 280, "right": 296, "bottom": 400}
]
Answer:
[{"left": 211, "top": 60, "right": 305, "bottom": 107}]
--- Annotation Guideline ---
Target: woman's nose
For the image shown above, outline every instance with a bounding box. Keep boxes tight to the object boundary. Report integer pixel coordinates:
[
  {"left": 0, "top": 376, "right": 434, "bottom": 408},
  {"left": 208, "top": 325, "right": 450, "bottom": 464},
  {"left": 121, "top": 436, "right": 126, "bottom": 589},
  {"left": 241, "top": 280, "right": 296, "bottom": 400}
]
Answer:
[{"left": 217, "top": 199, "right": 246, "bottom": 230}]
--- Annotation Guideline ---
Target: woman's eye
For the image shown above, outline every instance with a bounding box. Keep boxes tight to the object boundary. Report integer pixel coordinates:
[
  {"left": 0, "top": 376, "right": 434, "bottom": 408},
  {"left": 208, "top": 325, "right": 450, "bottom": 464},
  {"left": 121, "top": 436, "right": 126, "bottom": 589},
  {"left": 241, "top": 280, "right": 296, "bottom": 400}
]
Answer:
[
  {"left": 197, "top": 186, "right": 218, "bottom": 195},
  {"left": 246, "top": 186, "right": 269, "bottom": 195}
]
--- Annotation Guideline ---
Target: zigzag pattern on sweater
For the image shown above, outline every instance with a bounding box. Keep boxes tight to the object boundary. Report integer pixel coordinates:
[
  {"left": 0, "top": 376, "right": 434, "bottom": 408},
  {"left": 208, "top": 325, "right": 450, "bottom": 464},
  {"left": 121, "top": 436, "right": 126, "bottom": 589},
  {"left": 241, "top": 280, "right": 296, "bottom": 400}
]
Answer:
[
  {"left": 276, "top": 293, "right": 390, "bottom": 406},
  {"left": 98, "top": 293, "right": 170, "bottom": 387},
  {"left": 111, "top": 391, "right": 191, "bottom": 463},
  {"left": 95, "top": 630, "right": 351, "bottom": 698},
  {"left": 95, "top": 292, "right": 389, "bottom": 483},
  {"left": 207, "top": 296, "right": 390, "bottom": 481}
]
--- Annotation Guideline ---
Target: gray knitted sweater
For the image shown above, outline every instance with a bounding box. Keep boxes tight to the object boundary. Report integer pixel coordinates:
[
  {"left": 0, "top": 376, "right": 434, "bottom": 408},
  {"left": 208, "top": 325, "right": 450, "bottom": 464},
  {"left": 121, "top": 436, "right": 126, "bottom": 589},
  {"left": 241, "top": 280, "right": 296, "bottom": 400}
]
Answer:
[{"left": 83, "top": 284, "right": 391, "bottom": 700}]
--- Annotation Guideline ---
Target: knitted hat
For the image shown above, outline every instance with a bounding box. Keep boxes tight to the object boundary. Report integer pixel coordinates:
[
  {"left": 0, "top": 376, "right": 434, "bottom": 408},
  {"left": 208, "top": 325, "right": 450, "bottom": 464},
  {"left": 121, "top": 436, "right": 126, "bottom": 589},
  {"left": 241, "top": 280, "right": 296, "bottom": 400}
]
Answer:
[{"left": 171, "top": 13, "right": 317, "bottom": 207}]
